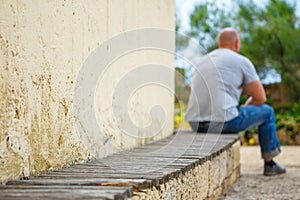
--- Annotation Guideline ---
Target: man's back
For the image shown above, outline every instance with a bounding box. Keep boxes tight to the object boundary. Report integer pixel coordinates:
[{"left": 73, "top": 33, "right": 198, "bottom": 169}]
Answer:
[{"left": 185, "top": 48, "right": 259, "bottom": 122}]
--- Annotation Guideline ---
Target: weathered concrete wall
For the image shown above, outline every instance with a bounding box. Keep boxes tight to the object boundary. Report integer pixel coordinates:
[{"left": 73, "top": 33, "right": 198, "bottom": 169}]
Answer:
[{"left": 0, "top": 0, "right": 175, "bottom": 183}]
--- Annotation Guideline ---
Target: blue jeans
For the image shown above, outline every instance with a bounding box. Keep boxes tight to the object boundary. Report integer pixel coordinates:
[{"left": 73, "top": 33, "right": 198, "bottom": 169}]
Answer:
[{"left": 189, "top": 104, "right": 281, "bottom": 160}]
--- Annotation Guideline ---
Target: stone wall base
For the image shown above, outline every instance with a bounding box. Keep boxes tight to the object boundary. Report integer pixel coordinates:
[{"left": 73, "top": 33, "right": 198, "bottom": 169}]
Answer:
[{"left": 130, "top": 140, "right": 240, "bottom": 200}]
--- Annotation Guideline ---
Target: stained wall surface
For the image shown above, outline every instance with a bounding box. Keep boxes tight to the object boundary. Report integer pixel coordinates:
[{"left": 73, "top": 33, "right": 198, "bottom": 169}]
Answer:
[{"left": 0, "top": 0, "right": 175, "bottom": 183}]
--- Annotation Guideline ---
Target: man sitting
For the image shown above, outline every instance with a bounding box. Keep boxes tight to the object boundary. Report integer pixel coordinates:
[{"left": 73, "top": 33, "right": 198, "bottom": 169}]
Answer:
[{"left": 185, "top": 27, "right": 286, "bottom": 176}]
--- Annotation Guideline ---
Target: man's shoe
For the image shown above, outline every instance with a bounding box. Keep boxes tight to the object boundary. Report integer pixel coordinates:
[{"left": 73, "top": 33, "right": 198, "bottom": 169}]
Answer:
[{"left": 264, "top": 163, "right": 286, "bottom": 176}]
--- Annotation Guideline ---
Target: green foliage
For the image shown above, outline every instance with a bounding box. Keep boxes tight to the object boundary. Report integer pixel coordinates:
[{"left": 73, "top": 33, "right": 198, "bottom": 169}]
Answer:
[
  {"left": 236, "top": 0, "right": 300, "bottom": 101},
  {"left": 239, "top": 94, "right": 248, "bottom": 105},
  {"left": 290, "top": 100, "right": 300, "bottom": 116},
  {"left": 174, "top": 68, "right": 190, "bottom": 103},
  {"left": 174, "top": 101, "right": 190, "bottom": 130},
  {"left": 189, "top": 1, "right": 235, "bottom": 51},
  {"left": 275, "top": 101, "right": 300, "bottom": 144}
]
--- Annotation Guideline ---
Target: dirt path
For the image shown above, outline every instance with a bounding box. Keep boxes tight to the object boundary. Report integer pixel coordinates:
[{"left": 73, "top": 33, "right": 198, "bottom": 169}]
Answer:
[{"left": 224, "top": 146, "right": 300, "bottom": 200}]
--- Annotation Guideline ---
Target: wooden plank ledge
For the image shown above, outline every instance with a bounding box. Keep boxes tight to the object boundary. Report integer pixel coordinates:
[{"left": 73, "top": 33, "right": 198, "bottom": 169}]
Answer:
[{"left": 1, "top": 132, "right": 240, "bottom": 200}]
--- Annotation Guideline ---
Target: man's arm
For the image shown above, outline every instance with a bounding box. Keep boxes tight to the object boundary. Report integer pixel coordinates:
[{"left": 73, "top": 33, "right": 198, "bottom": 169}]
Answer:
[{"left": 243, "top": 80, "right": 266, "bottom": 105}]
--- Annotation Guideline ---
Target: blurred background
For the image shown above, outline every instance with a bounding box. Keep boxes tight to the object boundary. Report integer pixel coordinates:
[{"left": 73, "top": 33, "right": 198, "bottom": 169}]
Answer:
[{"left": 174, "top": 0, "right": 300, "bottom": 145}]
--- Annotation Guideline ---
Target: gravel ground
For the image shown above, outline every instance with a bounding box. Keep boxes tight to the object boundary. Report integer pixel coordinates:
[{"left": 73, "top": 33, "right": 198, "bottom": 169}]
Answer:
[{"left": 224, "top": 146, "right": 300, "bottom": 200}]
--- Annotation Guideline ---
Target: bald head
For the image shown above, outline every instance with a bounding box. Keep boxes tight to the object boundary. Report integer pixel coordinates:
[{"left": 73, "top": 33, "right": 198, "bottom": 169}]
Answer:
[{"left": 218, "top": 27, "right": 240, "bottom": 52}]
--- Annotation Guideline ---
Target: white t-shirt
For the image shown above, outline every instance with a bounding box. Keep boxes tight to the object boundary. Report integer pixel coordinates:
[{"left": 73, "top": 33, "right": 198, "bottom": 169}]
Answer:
[{"left": 185, "top": 48, "right": 259, "bottom": 122}]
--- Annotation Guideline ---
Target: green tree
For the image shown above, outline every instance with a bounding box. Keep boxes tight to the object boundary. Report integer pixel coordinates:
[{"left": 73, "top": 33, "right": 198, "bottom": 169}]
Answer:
[
  {"left": 236, "top": 0, "right": 300, "bottom": 102},
  {"left": 188, "top": 0, "right": 300, "bottom": 103},
  {"left": 189, "top": 1, "right": 235, "bottom": 51}
]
